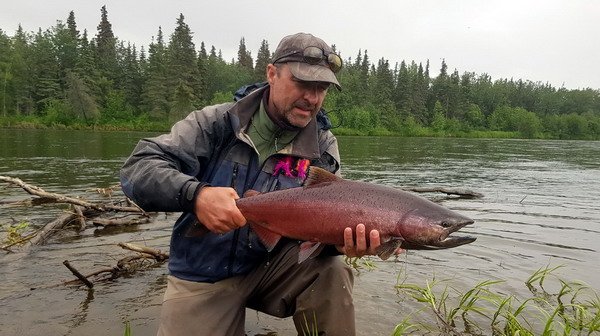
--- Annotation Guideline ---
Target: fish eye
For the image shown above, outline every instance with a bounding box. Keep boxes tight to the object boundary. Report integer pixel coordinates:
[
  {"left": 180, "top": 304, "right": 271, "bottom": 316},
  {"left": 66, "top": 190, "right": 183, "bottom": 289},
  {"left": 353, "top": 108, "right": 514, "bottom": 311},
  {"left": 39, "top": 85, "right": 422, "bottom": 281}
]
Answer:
[{"left": 441, "top": 221, "right": 452, "bottom": 228}]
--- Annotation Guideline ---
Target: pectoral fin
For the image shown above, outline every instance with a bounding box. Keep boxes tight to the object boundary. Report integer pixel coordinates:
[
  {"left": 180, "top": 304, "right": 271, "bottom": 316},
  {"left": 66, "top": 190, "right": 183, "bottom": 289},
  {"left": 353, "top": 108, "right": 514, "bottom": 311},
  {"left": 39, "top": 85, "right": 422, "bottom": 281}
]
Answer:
[
  {"left": 250, "top": 223, "right": 282, "bottom": 252},
  {"left": 298, "top": 241, "right": 325, "bottom": 263},
  {"left": 375, "top": 239, "right": 405, "bottom": 260}
]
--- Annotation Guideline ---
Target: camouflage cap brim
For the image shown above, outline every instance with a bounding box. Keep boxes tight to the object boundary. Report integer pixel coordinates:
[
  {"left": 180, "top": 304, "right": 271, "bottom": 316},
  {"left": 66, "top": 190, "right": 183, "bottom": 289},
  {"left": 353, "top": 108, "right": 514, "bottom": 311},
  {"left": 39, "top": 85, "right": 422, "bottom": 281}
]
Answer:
[{"left": 287, "top": 62, "right": 342, "bottom": 91}]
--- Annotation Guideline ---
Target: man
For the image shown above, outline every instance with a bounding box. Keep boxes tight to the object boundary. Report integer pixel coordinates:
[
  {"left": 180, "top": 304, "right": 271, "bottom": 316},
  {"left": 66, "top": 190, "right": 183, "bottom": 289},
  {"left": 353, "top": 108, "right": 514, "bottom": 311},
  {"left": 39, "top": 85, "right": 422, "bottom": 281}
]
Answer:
[{"left": 120, "top": 32, "right": 386, "bottom": 336}]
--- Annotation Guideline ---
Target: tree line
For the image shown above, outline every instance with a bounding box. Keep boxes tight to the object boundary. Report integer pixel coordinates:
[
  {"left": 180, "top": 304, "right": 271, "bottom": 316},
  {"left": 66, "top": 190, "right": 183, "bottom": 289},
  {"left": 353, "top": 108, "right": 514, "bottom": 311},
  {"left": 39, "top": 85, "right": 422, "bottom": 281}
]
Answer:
[{"left": 1, "top": 6, "right": 599, "bottom": 139}]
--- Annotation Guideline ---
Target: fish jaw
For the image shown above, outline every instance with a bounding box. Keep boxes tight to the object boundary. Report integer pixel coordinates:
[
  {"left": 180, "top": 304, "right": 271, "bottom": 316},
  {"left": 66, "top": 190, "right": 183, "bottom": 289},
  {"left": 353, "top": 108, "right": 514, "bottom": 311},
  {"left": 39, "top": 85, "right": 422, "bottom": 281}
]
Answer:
[
  {"left": 437, "top": 216, "right": 476, "bottom": 248},
  {"left": 397, "top": 210, "right": 476, "bottom": 249}
]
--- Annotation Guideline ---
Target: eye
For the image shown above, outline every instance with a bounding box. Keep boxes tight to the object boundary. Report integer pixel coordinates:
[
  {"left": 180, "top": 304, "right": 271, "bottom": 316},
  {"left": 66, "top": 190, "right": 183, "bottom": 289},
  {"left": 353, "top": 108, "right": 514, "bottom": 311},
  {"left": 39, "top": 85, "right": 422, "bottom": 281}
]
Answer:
[{"left": 441, "top": 221, "right": 452, "bottom": 228}]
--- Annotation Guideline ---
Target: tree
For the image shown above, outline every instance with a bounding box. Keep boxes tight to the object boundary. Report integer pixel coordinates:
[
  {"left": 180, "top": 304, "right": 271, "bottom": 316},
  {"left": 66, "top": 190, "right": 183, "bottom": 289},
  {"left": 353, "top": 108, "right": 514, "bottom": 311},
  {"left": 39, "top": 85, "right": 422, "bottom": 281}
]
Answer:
[
  {"left": 74, "top": 29, "right": 99, "bottom": 95},
  {"left": 0, "top": 29, "right": 13, "bottom": 117},
  {"left": 95, "top": 5, "right": 117, "bottom": 79},
  {"left": 393, "top": 60, "right": 411, "bottom": 120},
  {"left": 142, "top": 27, "right": 169, "bottom": 119},
  {"left": 431, "top": 100, "right": 446, "bottom": 131},
  {"left": 370, "top": 58, "right": 396, "bottom": 129},
  {"left": 254, "top": 39, "right": 270, "bottom": 82},
  {"left": 196, "top": 41, "right": 208, "bottom": 105},
  {"left": 8, "top": 25, "right": 33, "bottom": 115},
  {"left": 464, "top": 103, "right": 485, "bottom": 130},
  {"left": 115, "top": 42, "right": 142, "bottom": 115},
  {"left": 170, "top": 81, "right": 194, "bottom": 122},
  {"left": 52, "top": 16, "right": 80, "bottom": 89},
  {"left": 408, "top": 61, "right": 428, "bottom": 124},
  {"left": 166, "top": 14, "right": 200, "bottom": 107},
  {"left": 30, "top": 28, "right": 61, "bottom": 114},
  {"left": 65, "top": 70, "right": 98, "bottom": 123},
  {"left": 236, "top": 37, "right": 253, "bottom": 70}
]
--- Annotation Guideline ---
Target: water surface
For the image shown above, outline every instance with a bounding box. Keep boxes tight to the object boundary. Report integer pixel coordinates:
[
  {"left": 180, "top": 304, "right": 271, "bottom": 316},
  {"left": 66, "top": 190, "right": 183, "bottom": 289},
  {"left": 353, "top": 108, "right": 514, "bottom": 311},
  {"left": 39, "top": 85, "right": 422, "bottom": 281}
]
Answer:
[{"left": 1, "top": 129, "right": 598, "bottom": 335}]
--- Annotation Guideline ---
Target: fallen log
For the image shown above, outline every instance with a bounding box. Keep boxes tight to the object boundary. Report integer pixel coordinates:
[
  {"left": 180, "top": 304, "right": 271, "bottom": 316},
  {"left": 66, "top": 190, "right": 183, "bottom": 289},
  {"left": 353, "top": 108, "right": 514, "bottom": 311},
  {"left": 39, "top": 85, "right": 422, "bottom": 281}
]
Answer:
[
  {"left": 401, "top": 186, "right": 484, "bottom": 199},
  {"left": 0, "top": 175, "right": 144, "bottom": 213},
  {"left": 0, "top": 175, "right": 152, "bottom": 250},
  {"left": 91, "top": 216, "right": 152, "bottom": 227},
  {"left": 60, "top": 242, "right": 169, "bottom": 288}
]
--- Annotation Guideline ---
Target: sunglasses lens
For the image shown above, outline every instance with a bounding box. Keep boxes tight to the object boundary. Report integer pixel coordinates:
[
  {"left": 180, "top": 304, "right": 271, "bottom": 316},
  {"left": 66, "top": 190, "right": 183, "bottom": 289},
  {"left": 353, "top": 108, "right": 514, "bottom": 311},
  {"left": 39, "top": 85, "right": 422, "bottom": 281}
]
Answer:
[
  {"left": 327, "top": 54, "right": 343, "bottom": 73},
  {"left": 302, "top": 46, "right": 343, "bottom": 73},
  {"left": 302, "top": 46, "right": 324, "bottom": 65}
]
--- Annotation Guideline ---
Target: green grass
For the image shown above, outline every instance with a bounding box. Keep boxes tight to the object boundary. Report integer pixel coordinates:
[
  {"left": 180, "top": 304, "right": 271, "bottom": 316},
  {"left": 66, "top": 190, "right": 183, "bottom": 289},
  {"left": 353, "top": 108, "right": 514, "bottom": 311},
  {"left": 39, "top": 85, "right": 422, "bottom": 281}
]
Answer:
[
  {"left": 123, "top": 321, "right": 131, "bottom": 336},
  {"left": 393, "top": 264, "right": 600, "bottom": 335}
]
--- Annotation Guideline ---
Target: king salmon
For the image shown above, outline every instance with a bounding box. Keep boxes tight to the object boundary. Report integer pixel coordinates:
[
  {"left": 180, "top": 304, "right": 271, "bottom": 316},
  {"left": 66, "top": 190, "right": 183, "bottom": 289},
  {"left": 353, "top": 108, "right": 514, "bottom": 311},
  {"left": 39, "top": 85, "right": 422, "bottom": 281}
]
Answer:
[
  {"left": 186, "top": 167, "right": 476, "bottom": 262},
  {"left": 232, "top": 166, "right": 476, "bottom": 261}
]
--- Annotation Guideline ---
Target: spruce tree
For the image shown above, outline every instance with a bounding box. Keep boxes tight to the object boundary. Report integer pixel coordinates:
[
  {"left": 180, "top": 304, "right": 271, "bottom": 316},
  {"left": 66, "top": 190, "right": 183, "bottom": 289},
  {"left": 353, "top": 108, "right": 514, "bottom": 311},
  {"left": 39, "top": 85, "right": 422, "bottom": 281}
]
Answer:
[
  {"left": 142, "top": 27, "right": 169, "bottom": 119},
  {"left": 254, "top": 39, "right": 270, "bottom": 82},
  {"left": 65, "top": 70, "right": 98, "bottom": 122},
  {"left": 166, "top": 14, "right": 200, "bottom": 108},
  {"left": 196, "top": 41, "right": 208, "bottom": 104},
  {"left": 236, "top": 37, "right": 253, "bottom": 70},
  {"left": 10, "top": 25, "right": 34, "bottom": 115},
  {"left": 95, "top": 5, "right": 117, "bottom": 79},
  {"left": 75, "top": 29, "right": 99, "bottom": 92},
  {"left": 394, "top": 60, "right": 411, "bottom": 119},
  {"left": 30, "top": 28, "right": 61, "bottom": 114},
  {"left": 0, "top": 29, "right": 12, "bottom": 117},
  {"left": 53, "top": 18, "right": 80, "bottom": 89}
]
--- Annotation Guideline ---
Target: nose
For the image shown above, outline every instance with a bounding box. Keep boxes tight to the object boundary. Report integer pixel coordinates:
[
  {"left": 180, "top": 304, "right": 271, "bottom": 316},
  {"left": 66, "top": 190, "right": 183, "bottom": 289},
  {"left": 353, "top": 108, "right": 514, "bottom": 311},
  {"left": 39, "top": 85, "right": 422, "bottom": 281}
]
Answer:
[{"left": 302, "top": 84, "right": 322, "bottom": 104}]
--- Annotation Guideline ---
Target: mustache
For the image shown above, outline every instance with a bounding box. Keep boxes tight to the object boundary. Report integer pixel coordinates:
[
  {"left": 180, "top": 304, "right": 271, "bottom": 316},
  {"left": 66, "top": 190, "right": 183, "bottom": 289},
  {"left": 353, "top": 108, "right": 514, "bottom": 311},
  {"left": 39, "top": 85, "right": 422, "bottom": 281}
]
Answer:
[{"left": 294, "top": 100, "right": 317, "bottom": 112}]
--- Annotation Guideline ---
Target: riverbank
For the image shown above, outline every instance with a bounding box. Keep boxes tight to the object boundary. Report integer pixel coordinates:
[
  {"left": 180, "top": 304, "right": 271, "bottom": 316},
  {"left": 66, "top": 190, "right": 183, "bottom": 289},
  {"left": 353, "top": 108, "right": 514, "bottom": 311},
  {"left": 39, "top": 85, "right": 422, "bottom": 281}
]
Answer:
[{"left": 3, "top": 115, "right": 588, "bottom": 140}]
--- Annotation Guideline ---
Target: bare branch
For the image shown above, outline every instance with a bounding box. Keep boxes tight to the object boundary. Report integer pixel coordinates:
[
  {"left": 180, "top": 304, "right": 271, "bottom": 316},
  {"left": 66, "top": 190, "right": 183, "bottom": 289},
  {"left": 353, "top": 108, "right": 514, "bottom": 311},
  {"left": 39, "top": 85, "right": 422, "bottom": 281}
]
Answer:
[
  {"left": 0, "top": 175, "right": 145, "bottom": 213},
  {"left": 401, "top": 186, "right": 483, "bottom": 199}
]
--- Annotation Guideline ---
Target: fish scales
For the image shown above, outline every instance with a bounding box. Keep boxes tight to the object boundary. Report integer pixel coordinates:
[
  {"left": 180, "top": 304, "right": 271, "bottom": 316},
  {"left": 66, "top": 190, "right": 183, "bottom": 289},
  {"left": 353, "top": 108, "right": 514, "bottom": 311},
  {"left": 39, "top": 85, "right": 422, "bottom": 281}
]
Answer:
[{"left": 236, "top": 167, "right": 476, "bottom": 251}]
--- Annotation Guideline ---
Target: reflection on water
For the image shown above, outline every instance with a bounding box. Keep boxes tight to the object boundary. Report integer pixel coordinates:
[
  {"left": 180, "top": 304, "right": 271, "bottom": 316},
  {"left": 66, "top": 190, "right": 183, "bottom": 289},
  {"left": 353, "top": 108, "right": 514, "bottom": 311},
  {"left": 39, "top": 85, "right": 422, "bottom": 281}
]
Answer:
[{"left": 1, "top": 130, "right": 599, "bottom": 335}]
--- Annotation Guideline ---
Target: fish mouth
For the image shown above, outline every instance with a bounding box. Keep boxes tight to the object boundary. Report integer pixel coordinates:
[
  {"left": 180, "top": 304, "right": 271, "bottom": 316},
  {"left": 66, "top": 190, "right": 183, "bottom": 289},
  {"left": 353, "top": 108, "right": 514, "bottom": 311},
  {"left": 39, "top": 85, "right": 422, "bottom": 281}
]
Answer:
[
  {"left": 436, "top": 218, "right": 475, "bottom": 248},
  {"left": 399, "top": 218, "right": 476, "bottom": 250}
]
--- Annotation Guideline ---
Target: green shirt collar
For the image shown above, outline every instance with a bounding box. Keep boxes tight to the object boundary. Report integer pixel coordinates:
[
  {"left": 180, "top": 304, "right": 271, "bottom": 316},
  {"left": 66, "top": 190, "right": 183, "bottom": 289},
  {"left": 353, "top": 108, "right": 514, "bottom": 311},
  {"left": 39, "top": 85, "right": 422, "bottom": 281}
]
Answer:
[{"left": 247, "top": 100, "right": 298, "bottom": 165}]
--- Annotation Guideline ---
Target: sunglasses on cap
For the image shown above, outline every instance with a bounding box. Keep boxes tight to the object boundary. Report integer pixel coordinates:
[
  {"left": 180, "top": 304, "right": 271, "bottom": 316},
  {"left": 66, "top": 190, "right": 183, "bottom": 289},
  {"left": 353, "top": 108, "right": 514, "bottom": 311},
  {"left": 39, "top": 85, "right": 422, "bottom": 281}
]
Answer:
[{"left": 273, "top": 46, "right": 343, "bottom": 73}]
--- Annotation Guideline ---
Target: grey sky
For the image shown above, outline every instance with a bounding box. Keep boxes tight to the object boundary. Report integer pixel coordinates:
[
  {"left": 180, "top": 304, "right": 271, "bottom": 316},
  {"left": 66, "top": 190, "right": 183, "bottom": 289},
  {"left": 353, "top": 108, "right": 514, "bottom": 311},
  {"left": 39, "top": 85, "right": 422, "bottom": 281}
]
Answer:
[{"left": 2, "top": 0, "right": 599, "bottom": 90}]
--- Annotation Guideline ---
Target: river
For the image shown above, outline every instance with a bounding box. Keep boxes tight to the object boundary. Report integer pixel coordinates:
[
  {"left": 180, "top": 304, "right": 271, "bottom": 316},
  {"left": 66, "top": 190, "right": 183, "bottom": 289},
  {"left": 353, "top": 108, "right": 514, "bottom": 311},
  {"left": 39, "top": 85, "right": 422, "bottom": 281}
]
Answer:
[{"left": 1, "top": 129, "right": 599, "bottom": 335}]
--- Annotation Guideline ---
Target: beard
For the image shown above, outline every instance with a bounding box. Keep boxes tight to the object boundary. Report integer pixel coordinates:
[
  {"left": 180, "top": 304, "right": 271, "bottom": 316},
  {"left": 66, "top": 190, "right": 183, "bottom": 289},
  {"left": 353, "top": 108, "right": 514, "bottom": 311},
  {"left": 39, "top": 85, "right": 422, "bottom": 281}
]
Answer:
[{"left": 268, "top": 99, "right": 319, "bottom": 131}]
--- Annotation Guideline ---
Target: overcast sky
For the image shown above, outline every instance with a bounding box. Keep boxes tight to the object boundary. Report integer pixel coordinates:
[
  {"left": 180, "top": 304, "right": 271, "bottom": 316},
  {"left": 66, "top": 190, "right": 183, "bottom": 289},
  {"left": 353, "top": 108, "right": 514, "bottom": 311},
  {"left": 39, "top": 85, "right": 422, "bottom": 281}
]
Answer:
[{"left": 2, "top": 0, "right": 599, "bottom": 90}]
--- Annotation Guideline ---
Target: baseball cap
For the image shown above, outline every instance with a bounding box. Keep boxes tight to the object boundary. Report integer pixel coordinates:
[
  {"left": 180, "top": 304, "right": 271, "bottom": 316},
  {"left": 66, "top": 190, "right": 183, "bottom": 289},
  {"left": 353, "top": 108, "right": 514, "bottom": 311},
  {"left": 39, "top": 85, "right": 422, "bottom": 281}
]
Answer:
[{"left": 271, "top": 33, "right": 342, "bottom": 90}]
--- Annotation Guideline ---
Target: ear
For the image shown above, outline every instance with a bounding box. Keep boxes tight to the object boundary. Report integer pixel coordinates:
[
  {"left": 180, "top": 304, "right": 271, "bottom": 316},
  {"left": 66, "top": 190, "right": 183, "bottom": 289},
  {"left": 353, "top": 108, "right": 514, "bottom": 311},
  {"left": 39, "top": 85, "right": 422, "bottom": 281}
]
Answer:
[{"left": 266, "top": 64, "right": 277, "bottom": 85}]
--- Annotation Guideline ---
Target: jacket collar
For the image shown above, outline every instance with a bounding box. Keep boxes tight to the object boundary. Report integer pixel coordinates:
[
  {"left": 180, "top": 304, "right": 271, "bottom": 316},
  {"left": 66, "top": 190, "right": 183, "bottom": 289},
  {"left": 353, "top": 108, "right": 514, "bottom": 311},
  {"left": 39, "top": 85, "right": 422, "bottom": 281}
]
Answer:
[{"left": 228, "top": 84, "right": 321, "bottom": 160}]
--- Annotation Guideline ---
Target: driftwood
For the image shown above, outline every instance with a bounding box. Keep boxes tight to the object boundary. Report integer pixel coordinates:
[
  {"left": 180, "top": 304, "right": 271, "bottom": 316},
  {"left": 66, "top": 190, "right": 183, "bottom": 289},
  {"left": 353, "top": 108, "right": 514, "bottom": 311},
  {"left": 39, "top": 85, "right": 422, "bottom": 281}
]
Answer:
[
  {"left": 401, "top": 186, "right": 484, "bottom": 199},
  {"left": 26, "top": 243, "right": 169, "bottom": 290},
  {"left": 63, "top": 260, "right": 94, "bottom": 289},
  {"left": 0, "top": 176, "right": 143, "bottom": 213},
  {"left": 60, "top": 242, "right": 169, "bottom": 288},
  {"left": 0, "top": 175, "right": 151, "bottom": 251}
]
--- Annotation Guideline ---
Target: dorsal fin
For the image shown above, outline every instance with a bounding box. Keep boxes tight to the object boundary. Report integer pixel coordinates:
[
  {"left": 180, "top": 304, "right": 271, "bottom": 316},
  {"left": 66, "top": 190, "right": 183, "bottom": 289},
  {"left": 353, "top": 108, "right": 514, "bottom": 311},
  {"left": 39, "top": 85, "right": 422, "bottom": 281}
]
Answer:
[{"left": 304, "top": 166, "right": 342, "bottom": 187}]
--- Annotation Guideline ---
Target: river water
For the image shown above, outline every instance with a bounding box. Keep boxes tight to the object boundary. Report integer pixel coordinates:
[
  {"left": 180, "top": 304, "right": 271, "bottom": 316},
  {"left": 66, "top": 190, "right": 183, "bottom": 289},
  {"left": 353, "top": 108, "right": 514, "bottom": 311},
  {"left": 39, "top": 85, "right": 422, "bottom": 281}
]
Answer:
[{"left": 0, "top": 129, "right": 599, "bottom": 335}]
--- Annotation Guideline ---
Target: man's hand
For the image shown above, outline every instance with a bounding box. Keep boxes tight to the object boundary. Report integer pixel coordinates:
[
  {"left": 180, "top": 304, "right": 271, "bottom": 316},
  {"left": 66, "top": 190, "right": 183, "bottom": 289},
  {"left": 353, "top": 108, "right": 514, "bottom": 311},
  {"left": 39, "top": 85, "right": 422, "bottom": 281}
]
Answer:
[
  {"left": 337, "top": 223, "right": 381, "bottom": 258},
  {"left": 336, "top": 223, "right": 405, "bottom": 259},
  {"left": 194, "top": 186, "right": 247, "bottom": 234}
]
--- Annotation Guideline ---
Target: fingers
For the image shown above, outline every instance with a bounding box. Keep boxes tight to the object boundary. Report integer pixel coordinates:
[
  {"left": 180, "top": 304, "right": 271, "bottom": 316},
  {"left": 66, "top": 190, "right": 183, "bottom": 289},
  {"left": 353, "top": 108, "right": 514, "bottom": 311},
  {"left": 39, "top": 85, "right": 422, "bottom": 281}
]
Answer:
[
  {"left": 339, "top": 224, "right": 381, "bottom": 258},
  {"left": 369, "top": 229, "right": 381, "bottom": 255},
  {"left": 343, "top": 227, "right": 353, "bottom": 252},
  {"left": 355, "top": 224, "right": 367, "bottom": 252},
  {"left": 194, "top": 187, "right": 247, "bottom": 234}
]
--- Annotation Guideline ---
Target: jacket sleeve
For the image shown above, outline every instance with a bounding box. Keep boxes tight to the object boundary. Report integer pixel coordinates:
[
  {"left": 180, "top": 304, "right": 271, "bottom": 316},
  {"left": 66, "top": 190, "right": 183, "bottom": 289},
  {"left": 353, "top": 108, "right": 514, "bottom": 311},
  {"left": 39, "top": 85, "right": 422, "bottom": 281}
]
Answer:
[
  {"left": 119, "top": 105, "right": 229, "bottom": 212},
  {"left": 314, "top": 129, "right": 341, "bottom": 175}
]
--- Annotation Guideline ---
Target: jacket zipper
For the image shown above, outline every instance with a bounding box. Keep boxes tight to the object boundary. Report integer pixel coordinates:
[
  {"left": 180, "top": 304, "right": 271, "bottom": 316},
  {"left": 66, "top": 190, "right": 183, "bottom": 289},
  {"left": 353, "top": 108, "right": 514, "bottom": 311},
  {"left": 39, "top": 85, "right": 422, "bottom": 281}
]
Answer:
[{"left": 226, "top": 162, "right": 240, "bottom": 277}]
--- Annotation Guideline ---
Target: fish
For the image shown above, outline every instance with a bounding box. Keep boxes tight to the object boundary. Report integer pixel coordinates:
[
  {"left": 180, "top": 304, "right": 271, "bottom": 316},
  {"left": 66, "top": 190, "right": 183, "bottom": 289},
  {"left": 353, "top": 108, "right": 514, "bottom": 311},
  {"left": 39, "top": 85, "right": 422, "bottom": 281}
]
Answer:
[{"left": 233, "top": 166, "right": 476, "bottom": 261}]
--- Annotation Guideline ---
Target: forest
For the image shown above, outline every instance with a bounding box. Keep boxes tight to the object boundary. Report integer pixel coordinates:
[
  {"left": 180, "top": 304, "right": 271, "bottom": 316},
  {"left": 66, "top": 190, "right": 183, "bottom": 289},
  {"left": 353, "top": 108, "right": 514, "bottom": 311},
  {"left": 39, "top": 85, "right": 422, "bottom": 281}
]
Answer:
[{"left": 1, "top": 6, "right": 599, "bottom": 139}]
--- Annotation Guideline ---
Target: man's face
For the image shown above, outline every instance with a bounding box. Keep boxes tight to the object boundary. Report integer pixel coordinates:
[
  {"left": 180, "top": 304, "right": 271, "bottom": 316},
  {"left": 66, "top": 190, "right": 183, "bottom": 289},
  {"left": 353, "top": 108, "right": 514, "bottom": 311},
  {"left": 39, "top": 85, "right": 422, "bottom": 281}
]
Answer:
[{"left": 266, "top": 63, "right": 329, "bottom": 129}]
